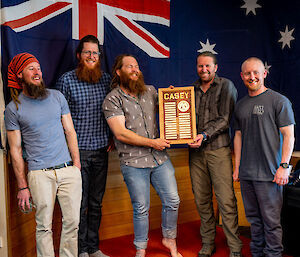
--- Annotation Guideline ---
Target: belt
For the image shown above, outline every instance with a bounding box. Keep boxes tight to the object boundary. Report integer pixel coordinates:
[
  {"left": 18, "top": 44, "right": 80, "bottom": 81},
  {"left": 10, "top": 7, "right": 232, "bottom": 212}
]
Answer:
[{"left": 42, "top": 161, "right": 73, "bottom": 171}]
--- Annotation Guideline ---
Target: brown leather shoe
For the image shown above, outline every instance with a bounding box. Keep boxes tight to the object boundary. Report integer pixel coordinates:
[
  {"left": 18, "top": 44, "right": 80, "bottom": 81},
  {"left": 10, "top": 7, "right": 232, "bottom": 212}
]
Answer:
[{"left": 198, "top": 244, "right": 216, "bottom": 257}]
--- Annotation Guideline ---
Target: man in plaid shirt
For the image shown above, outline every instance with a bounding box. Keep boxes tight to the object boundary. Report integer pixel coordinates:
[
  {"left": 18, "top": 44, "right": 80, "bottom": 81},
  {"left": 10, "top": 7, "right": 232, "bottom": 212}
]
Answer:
[{"left": 56, "top": 35, "right": 111, "bottom": 257}]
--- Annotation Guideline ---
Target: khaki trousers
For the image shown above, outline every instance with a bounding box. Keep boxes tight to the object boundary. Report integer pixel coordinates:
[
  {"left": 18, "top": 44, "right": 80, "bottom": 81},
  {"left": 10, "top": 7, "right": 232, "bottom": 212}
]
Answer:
[
  {"left": 28, "top": 165, "right": 82, "bottom": 257},
  {"left": 189, "top": 146, "right": 242, "bottom": 252}
]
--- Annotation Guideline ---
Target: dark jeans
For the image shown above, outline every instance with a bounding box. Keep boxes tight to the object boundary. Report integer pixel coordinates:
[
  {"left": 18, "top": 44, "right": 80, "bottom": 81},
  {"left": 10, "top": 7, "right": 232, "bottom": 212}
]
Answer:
[
  {"left": 240, "top": 180, "right": 283, "bottom": 257},
  {"left": 78, "top": 148, "right": 108, "bottom": 254}
]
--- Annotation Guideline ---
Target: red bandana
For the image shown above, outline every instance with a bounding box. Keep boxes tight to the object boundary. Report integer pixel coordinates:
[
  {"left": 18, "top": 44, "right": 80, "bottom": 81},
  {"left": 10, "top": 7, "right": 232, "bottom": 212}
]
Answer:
[{"left": 8, "top": 53, "right": 39, "bottom": 89}]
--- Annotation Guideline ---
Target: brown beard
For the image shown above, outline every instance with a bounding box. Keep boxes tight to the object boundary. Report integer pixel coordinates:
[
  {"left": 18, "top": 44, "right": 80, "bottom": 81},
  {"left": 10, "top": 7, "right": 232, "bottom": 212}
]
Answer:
[
  {"left": 76, "top": 58, "right": 102, "bottom": 84},
  {"left": 23, "top": 79, "right": 48, "bottom": 99},
  {"left": 119, "top": 70, "right": 146, "bottom": 95},
  {"left": 199, "top": 72, "right": 215, "bottom": 84}
]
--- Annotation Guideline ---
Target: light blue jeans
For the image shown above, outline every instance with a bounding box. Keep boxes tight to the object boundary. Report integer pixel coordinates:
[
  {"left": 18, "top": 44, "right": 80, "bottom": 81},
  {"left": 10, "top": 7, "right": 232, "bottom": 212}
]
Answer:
[{"left": 121, "top": 159, "right": 180, "bottom": 250}]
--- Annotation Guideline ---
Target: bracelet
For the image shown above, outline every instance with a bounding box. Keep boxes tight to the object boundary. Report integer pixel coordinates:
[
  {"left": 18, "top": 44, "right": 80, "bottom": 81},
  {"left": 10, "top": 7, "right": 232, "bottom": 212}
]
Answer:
[{"left": 19, "top": 186, "right": 29, "bottom": 191}]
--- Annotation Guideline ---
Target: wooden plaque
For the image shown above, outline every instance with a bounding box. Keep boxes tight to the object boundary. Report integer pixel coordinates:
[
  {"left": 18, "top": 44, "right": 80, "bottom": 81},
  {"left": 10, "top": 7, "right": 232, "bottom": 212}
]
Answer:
[{"left": 158, "top": 87, "right": 196, "bottom": 144}]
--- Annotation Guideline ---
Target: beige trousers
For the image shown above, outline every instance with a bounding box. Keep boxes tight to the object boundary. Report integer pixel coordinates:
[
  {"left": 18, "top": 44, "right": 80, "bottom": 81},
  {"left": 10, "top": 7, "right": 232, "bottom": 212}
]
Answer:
[{"left": 28, "top": 165, "right": 82, "bottom": 257}]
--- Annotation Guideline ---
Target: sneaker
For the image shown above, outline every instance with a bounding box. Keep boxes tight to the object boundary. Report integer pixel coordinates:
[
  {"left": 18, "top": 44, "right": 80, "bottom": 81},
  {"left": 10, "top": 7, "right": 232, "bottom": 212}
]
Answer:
[
  {"left": 198, "top": 244, "right": 216, "bottom": 257},
  {"left": 230, "top": 252, "right": 243, "bottom": 257},
  {"left": 89, "top": 250, "right": 110, "bottom": 257},
  {"left": 79, "top": 253, "right": 89, "bottom": 257}
]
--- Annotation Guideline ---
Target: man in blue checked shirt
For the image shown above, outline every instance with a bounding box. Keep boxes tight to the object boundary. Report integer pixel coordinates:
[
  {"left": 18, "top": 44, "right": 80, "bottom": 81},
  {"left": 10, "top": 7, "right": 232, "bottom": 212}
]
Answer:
[{"left": 56, "top": 35, "right": 111, "bottom": 257}]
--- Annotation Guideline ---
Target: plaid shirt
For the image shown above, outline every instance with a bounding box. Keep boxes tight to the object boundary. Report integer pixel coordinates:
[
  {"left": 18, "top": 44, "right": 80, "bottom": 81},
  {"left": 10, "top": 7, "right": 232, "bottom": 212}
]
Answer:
[
  {"left": 192, "top": 75, "right": 237, "bottom": 151},
  {"left": 56, "top": 70, "right": 111, "bottom": 150}
]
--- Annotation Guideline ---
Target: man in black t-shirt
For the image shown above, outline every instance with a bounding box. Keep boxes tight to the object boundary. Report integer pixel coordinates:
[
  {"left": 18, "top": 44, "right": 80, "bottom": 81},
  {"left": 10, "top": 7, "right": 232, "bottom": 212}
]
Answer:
[{"left": 234, "top": 57, "right": 295, "bottom": 257}]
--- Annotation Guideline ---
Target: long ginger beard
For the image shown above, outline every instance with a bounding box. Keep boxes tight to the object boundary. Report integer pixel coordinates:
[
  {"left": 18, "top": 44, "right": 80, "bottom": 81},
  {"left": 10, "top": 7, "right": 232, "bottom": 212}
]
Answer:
[
  {"left": 119, "top": 70, "right": 146, "bottom": 95},
  {"left": 22, "top": 78, "right": 48, "bottom": 99},
  {"left": 76, "top": 58, "right": 102, "bottom": 84}
]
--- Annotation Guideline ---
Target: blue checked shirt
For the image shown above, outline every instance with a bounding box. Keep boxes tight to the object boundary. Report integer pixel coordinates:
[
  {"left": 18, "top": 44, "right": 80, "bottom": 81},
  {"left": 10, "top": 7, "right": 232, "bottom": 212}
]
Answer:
[{"left": 56, "top": 70, "right": 111, "bottom": 150}]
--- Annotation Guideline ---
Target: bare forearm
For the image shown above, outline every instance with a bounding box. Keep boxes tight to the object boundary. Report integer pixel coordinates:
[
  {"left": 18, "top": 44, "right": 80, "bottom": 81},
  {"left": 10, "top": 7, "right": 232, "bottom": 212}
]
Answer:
[
  {"left": 7, "top": 130, "right": 31, "bottom": 209},
  {"left": 281, "top": 133, "right": 294, "bottom": 164},
  {"left": 61, "top": 113, "right": 80, "bottom": 167},
  {"left": 65, "top": 130, "right": 80, "bottom": 167},
  {"left": 116, "top": 129, "right": 153, "bottom": 148},
  {"left": 234, "top": 131, "right": 242, "bottom": 171},
  {"left": 280, "top": 125, "right": 295, "bottom": 164},
  {"left": 107, "top": 116, "right": 169, "bottom": 150},
  {"left": 10, "top": 148, "right": 27, "bottom": 188}
]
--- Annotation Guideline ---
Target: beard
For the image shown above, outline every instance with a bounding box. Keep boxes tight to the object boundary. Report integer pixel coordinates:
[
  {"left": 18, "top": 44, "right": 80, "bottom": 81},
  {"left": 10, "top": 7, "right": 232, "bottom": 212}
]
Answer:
[
  {"left": 23, "top": 78, "right": 48, "bottom": 99},
  {"left": 119, "top": 70, "right": 147, "bottom": 95},
  {"left": 199, "top": 72, "right": 215, "bottom": 84},
  {"left": 76, "top": 58, "right": 102, "bottom": 84},
  {"left": 245, "top": 79, "right": 262, "bottom": 92}
]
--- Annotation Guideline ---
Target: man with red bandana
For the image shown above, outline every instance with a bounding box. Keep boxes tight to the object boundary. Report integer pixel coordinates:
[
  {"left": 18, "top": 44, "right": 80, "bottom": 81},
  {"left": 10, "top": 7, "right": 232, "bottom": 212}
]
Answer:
[
  {"left": 56, "top": 35, "right": 111, "bottom": 257},
  {"left": 5, "top": 53, "right": 82, "bottom": 257},
  {"left": 234, "top": 57, "right": 295, "bottom": 257}
]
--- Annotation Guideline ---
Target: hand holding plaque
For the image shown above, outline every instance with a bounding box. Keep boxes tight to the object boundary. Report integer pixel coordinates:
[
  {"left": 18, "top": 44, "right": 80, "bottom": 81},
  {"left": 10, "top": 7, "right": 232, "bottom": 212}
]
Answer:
[{"left": 158, "top": 86, "right": 196, "bottom": 144}]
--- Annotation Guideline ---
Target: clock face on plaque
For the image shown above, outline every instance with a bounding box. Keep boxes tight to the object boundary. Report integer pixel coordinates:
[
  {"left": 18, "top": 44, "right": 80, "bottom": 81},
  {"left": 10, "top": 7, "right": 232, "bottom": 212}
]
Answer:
[
  {"left": 158, "top": 87, "right": 196, "bottom": 144},
  {"left": 178, "top": 100, "right": 190, "bottom": 112}
]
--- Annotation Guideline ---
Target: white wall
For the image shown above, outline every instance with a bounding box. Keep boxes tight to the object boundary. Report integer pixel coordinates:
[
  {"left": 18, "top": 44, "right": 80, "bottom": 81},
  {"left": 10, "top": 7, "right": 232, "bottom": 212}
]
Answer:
[{"left": 0, "top": 150, "right": 8, "bottom": 257}]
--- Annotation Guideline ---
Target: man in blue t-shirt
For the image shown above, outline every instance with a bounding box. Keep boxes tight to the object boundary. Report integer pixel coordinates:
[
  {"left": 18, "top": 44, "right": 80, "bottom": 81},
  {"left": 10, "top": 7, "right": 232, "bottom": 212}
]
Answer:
[
  {"left": 234, "top": 57, "right": 295, "bottom": 257},
  {"left": 5, "top": 53, "right": 82, "bottom": 257}
]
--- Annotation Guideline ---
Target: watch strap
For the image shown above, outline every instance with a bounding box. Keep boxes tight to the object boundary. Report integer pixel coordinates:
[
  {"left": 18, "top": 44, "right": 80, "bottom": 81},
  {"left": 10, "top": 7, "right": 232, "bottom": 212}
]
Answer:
[
  {"left": 201, "top": 132, "right": 207, "bottom": 142},
  {"left": 280, "top": 163, "right": 289, "bottom": 169}
]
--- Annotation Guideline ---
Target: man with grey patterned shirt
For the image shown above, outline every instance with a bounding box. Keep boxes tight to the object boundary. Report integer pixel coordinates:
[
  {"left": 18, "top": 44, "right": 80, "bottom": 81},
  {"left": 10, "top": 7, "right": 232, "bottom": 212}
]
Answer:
[
  {"left": 102, "top": 54, "right": 182, "bottom": 257},
  {"left": 189, "top": 52, "right": 242, "bottom": 257}
]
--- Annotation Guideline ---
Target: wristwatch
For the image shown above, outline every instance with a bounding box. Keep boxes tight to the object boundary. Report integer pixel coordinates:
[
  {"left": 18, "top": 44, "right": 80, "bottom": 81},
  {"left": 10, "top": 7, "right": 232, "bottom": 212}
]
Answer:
[
  {"left": 280, "top": 163, "right": 290, "bottom": 169},
  {"left": 201, "top": 132, "right": 207, "bottom": 142}
]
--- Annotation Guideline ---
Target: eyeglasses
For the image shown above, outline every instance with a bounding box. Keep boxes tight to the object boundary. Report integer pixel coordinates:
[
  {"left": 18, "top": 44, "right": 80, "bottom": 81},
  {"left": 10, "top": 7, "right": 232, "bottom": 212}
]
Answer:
[{"left": 82, "top": 50, "right": 101, "bottom": 57}]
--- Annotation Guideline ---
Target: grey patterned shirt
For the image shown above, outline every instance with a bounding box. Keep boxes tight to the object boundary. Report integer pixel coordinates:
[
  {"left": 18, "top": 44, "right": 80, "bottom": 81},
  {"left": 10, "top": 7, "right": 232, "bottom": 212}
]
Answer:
[
  {"left": 102, "top": 85, "right": 169, "bottom": 168},
  {"left": 192, "top": 75, "right": 237, "bottom": 151}
]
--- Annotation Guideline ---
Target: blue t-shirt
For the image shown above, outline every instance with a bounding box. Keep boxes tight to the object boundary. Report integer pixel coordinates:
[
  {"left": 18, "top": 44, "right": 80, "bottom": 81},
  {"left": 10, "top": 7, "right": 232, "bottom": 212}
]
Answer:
[
  {"left": 234, "top": 89, "right": 295, "bottom": 181},
  {"left": 5, "top": 89, "right": 72, "bottom": 171}
]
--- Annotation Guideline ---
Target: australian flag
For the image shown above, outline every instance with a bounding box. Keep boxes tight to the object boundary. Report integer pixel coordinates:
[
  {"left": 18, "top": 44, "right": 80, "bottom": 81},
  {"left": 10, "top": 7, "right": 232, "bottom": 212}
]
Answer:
[{"left": 1, "top": 0, "right": 299, "bottom": 149}]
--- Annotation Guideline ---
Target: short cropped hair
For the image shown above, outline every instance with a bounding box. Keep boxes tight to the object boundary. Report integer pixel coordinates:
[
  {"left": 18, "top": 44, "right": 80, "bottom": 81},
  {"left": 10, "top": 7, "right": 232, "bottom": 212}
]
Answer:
[{"left": 197, "top": 51, "right": 218, "bottom": 65}]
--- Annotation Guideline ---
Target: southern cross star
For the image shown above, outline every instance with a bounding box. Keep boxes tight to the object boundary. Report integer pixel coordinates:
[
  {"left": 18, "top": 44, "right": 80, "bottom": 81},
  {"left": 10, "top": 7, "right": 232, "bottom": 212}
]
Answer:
[
  {"left": 197, "top": 39, "right": 218, "bottom": 54},
  {"left": 278, "top": 25, "right": 295, "bottom": 49},
  {"left": 241, "top": 0, "right": 262, "bottom": 15}
]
